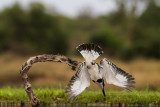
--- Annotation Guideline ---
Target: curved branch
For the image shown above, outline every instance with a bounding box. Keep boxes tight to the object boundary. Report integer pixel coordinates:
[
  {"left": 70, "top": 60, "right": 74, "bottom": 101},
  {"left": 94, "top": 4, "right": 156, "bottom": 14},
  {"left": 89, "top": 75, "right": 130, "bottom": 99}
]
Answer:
[{"left": 20, "top": 54, "right": 79, "bottom": 107}]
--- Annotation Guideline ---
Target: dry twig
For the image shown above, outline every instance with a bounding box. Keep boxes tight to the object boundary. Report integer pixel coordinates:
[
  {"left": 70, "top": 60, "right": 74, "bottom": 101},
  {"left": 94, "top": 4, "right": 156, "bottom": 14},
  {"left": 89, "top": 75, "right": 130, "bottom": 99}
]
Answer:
[{"left": 20, "top": 54, "right": 79, "bottom": 106}]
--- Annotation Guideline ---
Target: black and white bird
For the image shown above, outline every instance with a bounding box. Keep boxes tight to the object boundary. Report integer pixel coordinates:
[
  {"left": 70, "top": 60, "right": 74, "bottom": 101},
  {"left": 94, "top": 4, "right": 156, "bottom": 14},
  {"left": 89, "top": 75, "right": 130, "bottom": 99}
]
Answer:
[{"left": 66, "top": 43, "right": 135, "bottom": 102}]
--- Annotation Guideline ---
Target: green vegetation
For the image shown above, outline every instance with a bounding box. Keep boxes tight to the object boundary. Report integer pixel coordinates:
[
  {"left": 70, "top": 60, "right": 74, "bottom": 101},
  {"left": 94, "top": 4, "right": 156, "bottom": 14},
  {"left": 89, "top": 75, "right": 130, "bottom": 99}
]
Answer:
[
  {"left": 0, "top": 0, "right": 160, "bottom": 59},
  {"left": 0, "top": 88, "right": 160, "bottom": 104},
  {"left": 0, "top": 3, "right": 68, "bottom": 54}
]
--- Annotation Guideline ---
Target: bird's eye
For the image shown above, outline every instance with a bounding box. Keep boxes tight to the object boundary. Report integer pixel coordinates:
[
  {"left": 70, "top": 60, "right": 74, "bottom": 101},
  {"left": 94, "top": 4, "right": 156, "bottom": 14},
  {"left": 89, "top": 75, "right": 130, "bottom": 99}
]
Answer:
[
  {"left": 91, "top": 62, "right": 95, "bottom": 65},
  {"left": 97, "top": 79, "right": 103, "bottom": 83}
]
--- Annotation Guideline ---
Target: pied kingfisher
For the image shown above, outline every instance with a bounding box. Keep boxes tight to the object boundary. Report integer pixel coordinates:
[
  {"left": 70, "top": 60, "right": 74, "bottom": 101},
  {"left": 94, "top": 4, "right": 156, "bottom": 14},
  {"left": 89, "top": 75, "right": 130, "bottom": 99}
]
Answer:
[{"left": 66, "top": 43, "right": 135, "bottom": 102}]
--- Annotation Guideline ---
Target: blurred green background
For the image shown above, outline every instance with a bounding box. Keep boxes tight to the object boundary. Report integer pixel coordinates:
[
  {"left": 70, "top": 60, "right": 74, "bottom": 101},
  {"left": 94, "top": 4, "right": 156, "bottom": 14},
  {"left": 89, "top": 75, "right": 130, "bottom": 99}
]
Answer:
[
  {"left": 0, "top": 0, "right": 160, "bottom": 59},
  {"left": 0, "top": 0, "right": 160, "bottom": 90}
]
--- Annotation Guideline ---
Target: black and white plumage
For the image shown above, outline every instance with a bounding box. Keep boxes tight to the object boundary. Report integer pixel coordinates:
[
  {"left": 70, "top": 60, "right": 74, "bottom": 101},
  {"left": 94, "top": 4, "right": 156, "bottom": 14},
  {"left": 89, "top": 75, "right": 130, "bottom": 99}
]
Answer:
[
  {"left": 66, "top": 62, "right": 90, "bottom": 102},
  {"left": 66, "top": 43, "right": 135, "bottom": 102},
  {"left": 76, "top": 43, "right": 104, "bottom": 61},
  {"left": 100, "top": 58, "right": 135, "bottom": 92}
]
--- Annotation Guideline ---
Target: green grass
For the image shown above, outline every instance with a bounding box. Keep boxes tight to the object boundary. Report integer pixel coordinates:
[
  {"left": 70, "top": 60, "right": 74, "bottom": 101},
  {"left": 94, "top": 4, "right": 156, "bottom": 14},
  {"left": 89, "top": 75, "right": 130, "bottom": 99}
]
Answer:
[{"left": 0, "top": 87, "right": 160, "bottom": 104}]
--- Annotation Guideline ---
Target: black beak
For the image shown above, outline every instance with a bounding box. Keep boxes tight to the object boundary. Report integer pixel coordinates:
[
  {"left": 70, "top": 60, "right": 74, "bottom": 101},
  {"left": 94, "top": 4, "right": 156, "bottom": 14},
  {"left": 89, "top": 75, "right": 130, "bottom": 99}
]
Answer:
[{"left": 102, "top": 88, "right": 105, "bottom": 97}]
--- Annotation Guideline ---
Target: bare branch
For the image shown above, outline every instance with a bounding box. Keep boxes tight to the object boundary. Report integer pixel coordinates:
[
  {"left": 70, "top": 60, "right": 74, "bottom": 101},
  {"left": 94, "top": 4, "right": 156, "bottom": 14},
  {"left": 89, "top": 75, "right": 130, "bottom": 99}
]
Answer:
[{"left": 20, "top": 54, "right": 79, "bottom": 107}]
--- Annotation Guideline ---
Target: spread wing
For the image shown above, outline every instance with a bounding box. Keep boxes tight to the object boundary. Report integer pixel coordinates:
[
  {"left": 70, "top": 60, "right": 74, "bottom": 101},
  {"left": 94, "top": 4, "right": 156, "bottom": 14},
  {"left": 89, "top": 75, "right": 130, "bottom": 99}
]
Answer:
[
  {"left": 66, "top": 62, "right": 90, "bottom": 102},
  {"left": 100, "top": 58, "right": 135, "bottom": 91}
]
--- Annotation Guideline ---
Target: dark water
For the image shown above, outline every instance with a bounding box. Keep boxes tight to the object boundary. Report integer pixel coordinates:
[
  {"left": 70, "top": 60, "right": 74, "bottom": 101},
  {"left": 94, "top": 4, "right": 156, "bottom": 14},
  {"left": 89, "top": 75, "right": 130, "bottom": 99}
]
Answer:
[{"left": 0, "top": 103, "right": 159, "bottom": 107}]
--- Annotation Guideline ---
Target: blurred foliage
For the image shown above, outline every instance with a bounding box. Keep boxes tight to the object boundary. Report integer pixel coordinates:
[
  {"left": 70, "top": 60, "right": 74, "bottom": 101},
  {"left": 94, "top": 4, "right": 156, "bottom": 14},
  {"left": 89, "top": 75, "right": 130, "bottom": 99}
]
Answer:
[
  {"left": 0, "top": 0, "right": 160, "bottom": 59},
  {"left": 131, "top": 0, "right": 160, "bottom": 59},
  {"left": 90, "top": 28, "right": 125, "bottom": 57},
  {"left": 0, "top": 3, "right": 68, "bottom": 54}
]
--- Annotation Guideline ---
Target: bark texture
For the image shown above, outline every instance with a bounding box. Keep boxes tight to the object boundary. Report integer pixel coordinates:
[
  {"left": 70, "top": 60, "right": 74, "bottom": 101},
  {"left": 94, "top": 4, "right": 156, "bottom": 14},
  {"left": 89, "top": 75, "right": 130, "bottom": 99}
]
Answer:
[{"left": 20, "top": 54, "right": 79, "bottom": 107}]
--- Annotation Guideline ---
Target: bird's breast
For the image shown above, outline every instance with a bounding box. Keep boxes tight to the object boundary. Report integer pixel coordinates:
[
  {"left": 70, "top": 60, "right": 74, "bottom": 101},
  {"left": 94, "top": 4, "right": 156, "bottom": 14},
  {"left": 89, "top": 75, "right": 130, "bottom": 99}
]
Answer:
[{"left": 87, "top": 66, "right": 101, "bottom": 81}]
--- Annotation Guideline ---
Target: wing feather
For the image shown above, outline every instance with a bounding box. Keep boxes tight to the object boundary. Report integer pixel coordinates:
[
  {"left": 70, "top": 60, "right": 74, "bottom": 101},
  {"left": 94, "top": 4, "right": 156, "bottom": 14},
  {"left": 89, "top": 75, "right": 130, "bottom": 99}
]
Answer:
[
  {"left": 66, "top": 62, "right": 90, "bottom": 102},
  {"left": 100, "top": 58, "right": 135, "bottom": 91}
]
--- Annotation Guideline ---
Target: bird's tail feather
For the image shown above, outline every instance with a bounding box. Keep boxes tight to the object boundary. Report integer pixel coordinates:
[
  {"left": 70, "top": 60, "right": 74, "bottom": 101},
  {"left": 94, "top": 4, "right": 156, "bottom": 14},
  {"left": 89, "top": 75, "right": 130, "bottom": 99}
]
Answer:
[{"left": 76, "top": 43, "right": 103, "bottom": 61}]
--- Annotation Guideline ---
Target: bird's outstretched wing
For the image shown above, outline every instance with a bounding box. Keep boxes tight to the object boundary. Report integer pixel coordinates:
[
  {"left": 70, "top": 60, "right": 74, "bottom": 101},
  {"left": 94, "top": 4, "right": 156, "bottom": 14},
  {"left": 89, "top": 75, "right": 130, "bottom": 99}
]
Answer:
[
  {"left": 66, "top": 62, "right": 90, "bottom": 102},
  {"left": 100, "top": 58, "right": 135, "bottom": 91}
]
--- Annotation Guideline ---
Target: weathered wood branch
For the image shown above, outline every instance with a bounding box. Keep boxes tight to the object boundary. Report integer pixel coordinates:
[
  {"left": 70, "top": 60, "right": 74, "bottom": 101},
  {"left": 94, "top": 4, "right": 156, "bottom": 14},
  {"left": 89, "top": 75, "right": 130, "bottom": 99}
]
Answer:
[{"left": 20, "top": 54, "right": 79, "bottom": 107}]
